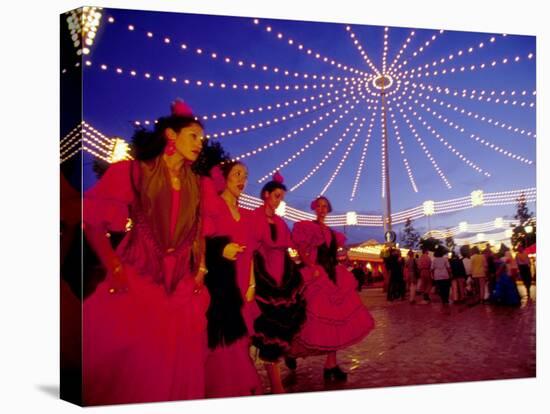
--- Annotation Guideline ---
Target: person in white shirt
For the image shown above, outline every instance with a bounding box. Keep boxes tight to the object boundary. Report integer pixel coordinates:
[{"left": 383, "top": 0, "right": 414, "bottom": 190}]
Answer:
[{"left": 431, "top": 246, "right": 451, "bottom": 306}]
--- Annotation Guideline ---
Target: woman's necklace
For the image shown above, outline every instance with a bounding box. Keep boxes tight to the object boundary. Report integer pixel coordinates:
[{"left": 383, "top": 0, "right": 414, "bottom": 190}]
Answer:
[{"left": 168, "top": 169, "right": 181, "bottom": 190}]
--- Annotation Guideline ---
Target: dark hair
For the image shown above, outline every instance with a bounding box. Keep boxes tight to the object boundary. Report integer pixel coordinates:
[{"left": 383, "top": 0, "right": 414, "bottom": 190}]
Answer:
[
  {"left": 260, "top": 181, "right": 287, "bottom": 199},
  {"left": 471, "top": 246, "right": 480, "bottom": 255},
  {"left": 434, "top": 246, "right": 446, "bottom": 257},
  {"left": 131, "top": 115, "right": 203, "bottom": 161},
  {"left": 192, "top": 139, "right": 231, "bottom": 176},
  {"left": 220, "top": 160, "right": 246, "bottom": 179},
  {"left": 310, "top": 196, "right": 333, "bottom": 213}
]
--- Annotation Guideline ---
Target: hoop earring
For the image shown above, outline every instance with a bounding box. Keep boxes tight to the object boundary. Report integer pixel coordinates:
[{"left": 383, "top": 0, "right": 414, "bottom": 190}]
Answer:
[{"left": 164, "top": 139, "right": 176, "bottom": 156}]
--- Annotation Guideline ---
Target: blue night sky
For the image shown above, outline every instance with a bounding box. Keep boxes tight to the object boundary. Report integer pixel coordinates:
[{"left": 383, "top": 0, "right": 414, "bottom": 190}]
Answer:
[{"left": 69, "top": 7, "right": 536, "bottom": 242}]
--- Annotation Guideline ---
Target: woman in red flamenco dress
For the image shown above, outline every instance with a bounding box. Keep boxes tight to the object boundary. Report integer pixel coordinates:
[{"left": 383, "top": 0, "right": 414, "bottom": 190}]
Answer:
[
  {"left": 201, "top": 161, "right": 263, "bottom": 398},
  {"left": 289, "top": 196, "right": 375, "bottom": 381},
  {"left": 82, "top": 101, "right": 210, "bottom": 405}
]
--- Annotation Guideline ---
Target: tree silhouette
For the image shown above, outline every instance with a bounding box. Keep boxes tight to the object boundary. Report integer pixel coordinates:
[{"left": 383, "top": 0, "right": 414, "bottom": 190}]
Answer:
[
  {"left": 511, "top": 193, "right": 536, "bottom": 248},
  {"left": 400, "top": 217, "right": 420, "bottom": 249}
]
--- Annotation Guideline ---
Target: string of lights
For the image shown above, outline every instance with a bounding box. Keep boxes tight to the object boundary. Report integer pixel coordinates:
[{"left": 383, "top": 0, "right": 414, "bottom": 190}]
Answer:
[
  {"left": 85, "top": 60, "right": 352, "bottom": 93},
  {"left": 404, "top": 51, "right": 535, "bottom": 80},
  {"left": 60, "top": 131, "right": 81, "bottom": 154},
  {"left": 382, "top": 27, "right": 390, "bottom": 74},
  {"left": 409, "top": 82, "right": 536, "bottom": 109},
  {"left": 67, "top": 119, "right": 537, "bottom": 223},
  {"left": 320, "top": 117, "right": 368, "bottom": 195},
  {"left": 401, "top": 34, "right": 505, "bottom": 77},
  {"left": 350, "top": 107, "right": 378, "bottom": 200},
  {"left": 105, "top": 14, "right": 362, "bottom": 83},
  {"left": 206, "top": 79, "right": 365, "bottom": 139},
  {"left": 400, "top": 99, "right": 492, "bottom": 177},
  {"left": 257, "top": 99, "right": 367, "bottom": 183},
  {"left": 60, "top": 139, "right": 82, "bottom": 160},
  {"left": 252, "top": 19, "right": 370, "bottom": 77},
  {"left": 410, "top": 89, "right": 536, "bottom": 138},
  {"left": 398, "top": 105, "right": 453, "bottom": 189},
  {"left": 132, "top": 82, "right": 375, "bottom": 126},
  {"left": 393, "top": 29, "right": 445, "bottom": 74},
  {"left": 290, "top": 116, "right": 361, "bottom": 192},
  {"left": 386, "top": 29, "right": 415, "bottom": 75},
  {"left": 388, "top": 108, "right": 419, "bottom": 193},
  {"left": 60, "top": 123, "right": 84, "bottom": 147},
  {"left": 417, "top": 101, "right": 534, "bottom": 165},
  {"left": 344, "top": 25, "right": 380, "bottom": 76},
  {"left": 65, "top": 7, "right": 102, "bottom": 57},
  {"left": 234, "top": 95, "right": 361, "bottom": 162}
]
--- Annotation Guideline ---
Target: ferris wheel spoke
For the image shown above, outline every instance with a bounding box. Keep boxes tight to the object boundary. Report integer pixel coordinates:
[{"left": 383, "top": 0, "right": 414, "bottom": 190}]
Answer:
[
  {"left": 408, "top": 81, "right": 536, "bottom": 110},
  {"left": 251, "top": 18, "right": 369, "bottom": 77},
  {"left": 398, "top": 106, "right": 453, "bottom": 189},
  {"left": 105, "top": 13, "right": 363, "bottom": 83},
  {"left": 392, "top": 29, "right": 445, "bottom": 75},
  {"left": 410, "top": 87, "right": 536, "bottom": 139},
  {"left": 350, "top": 105, "right": 378, "bottom": 200},
  {"left": 319, "top": 116, "right": 368, "bottom": 196},
  {"left": 386, "top": 29, "right": 416, "bottom": 75},
  {"left": 207, "top": 79, "right": 366, "bottom": 139},
  {"left": 233, "top": 91, "right": 363, "bottom": 162},
  {"left": 344, "top": 25, "right": 381, "bottom": 76},
  {"left": 256, "top": 98, "right": 364, "bottom": 183},
  {"left": 289, "top": 113, "right": 363, "bottom": 192},
  {"left": 400, "top": 93, "right": 492, "bottom": 177},
  {"left": 387, "top": 105, "right": 419, "bottom": 193},
  {"left": 413, "top": 95, "right": 534, "bottom": 165},
  {"left": 403, "top": 51, "right": 535, "bottom": 81},
  {"left": 400, "top": 33, "right": 507, "bottom": 78}
]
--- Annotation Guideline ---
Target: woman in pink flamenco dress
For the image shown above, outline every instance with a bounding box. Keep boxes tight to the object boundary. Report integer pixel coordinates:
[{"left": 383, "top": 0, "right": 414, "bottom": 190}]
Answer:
[
  {"left": 249, "top": 173, "right": 306, "bottom": 394},
  {"left": 82, "top": 101, "right": 210, "bottom": 405},
  {"left": 201, "top": 160, "right": 262, "bottom": 398},
  {"left": 289, "top": 196, "right": 375, "bottom": 382}
]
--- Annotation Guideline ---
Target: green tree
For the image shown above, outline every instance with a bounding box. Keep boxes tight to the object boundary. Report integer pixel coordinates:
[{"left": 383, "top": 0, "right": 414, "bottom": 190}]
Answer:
[
  {"left": 511, "top": 193, "right": 536, "bottom": 248},
  {"left": 400, "top": 217, "right": 420, "bottom": 249}
]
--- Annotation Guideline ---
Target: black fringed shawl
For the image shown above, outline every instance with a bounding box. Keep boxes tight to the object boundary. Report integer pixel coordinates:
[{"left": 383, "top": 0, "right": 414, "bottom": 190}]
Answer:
[{"left": 204, "top": 236, "right": 248, "bottom": 349}]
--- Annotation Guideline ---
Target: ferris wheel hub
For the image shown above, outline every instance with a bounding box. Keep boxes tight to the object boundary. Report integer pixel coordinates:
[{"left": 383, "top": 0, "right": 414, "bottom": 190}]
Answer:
[{"left": 372, "top": 73, "right": 394, "bottom": 91}]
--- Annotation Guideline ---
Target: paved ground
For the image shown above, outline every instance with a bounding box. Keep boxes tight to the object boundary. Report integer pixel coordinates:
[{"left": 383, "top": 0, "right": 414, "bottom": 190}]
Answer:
[{"left": 253, "top": 284, "right": 536, "bottom": 395}]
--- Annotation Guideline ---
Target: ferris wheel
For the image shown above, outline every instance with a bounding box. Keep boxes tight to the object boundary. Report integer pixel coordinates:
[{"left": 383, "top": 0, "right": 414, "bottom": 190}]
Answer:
[{"left": 61, "top": 7, "right": 536, "bottom": 233}]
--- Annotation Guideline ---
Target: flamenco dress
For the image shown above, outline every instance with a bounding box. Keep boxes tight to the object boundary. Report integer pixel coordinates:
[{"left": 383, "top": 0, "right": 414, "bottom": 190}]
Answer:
[
  {"left": 249, "top": 207, "right": 306, "bottom": 363},
  {"left": 289, "top": 221, "right": 375, "bottom": 357},
  {"left": 82, "top": 160, "right": 210, "bottom": 405},
  {"left": 201, "top": 178, "right": 262, "bottom": 398}
]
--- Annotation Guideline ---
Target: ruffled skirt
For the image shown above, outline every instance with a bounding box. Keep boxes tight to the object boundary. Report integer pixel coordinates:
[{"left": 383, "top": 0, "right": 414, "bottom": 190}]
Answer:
[
  {"left": 204, "top": 335, "right": 263, "bottom": 398},
  {"left": 252, "top": 252, "right": 306, "bottom": 362},
  {"left": 289, "top": 264, "right": 375, "bottom": 357},
  {"left": 83, "top": 266, "right": 210, "bottom": 405}
]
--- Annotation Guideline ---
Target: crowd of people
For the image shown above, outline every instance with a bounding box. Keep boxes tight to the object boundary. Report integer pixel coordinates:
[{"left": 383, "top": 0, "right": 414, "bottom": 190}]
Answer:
[
  {"left": 378, "top": 242, "right": 534, "bottom": 310},
  {"left": 80, "top": 101, "right": 375, "bottom": 405}
]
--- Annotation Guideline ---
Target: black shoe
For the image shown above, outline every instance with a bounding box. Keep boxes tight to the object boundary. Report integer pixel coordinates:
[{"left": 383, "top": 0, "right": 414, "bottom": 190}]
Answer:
[
  {"left": 323, "top": 366, "right": 348, "bottom": 382},
  {"left": 331, "top": 366, "right": 348, "bottom": 381},
  {"left": 284, "top": 357, "right": 297, "bottom": 370}
]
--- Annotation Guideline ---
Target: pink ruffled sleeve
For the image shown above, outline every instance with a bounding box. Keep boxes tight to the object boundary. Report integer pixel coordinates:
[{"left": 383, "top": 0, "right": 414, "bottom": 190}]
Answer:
[
  {"left": 83, "top": 160, "right": 134, "bottom": 232},
  {"left": 291, "top": 221, "right": 324, "bottom": 252}
]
